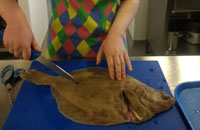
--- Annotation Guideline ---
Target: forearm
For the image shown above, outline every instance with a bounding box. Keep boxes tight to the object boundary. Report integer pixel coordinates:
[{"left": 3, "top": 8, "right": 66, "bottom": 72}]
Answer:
[
  {"left": 108, "top": 0, "right": 140, "bottom": 37},
  {"left": 0, "top": 0, "right": 26, "bottom": 24}
]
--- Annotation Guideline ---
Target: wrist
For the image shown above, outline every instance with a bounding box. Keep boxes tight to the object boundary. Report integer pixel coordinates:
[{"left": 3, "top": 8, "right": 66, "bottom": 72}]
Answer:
[
  {"left": 6, "top": 10, "right": 27, "bottom": 25},
  {"left": 0, "top": 1, "right": 26, "bottom": 25},
  {"left": 107, "top": 30, "right": 124, "bottom": 39},
  {"left": 108, "top": 25, "right": 125, "bottom": 38}
]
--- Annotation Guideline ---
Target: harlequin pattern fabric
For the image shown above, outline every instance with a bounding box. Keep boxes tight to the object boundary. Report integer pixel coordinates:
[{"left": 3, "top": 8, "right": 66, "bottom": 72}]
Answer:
[{"left": 45, "top": 0, "right": 118, "bottom": 59}]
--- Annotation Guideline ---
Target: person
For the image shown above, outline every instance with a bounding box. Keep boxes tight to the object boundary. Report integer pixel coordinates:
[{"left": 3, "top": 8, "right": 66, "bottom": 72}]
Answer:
[{"left": 0, "top": 0, "right": 139, "bottom": 80}]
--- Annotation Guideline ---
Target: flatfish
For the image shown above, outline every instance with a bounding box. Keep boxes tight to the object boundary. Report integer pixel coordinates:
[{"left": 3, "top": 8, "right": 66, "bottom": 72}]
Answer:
[{"left": 20, "top": 68, "right": 175, "bottom": 126}]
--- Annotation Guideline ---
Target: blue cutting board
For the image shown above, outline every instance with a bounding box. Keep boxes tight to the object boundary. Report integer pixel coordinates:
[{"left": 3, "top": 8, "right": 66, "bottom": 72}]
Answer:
[{"left": 3, "top": 60, "right": 188, "bottom": 130}]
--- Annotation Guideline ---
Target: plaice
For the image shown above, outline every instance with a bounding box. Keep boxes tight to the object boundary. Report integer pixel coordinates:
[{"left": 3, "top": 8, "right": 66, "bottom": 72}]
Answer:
[{"left": 20, "top": 67, "right": 175, "bottom": 126}]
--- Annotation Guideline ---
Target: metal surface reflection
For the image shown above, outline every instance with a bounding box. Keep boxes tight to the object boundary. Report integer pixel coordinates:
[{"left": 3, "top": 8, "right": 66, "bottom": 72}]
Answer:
[{"left": 131, "top": 56, "right": 200, "bottom": 95}]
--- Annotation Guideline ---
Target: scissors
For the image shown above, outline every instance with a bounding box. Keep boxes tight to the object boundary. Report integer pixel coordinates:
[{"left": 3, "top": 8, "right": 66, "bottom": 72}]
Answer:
[{"left": 1, "top": 65, "right": 25, "bottom": 105}]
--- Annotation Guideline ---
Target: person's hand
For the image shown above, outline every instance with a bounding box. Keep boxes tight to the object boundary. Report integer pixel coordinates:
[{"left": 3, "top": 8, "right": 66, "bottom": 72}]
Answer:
[
  {"left": 96, "top": 33, "right": 132, "bottom": 80},
  {"left": 3, "top": 13, "right": 41, "bottom": 60}
]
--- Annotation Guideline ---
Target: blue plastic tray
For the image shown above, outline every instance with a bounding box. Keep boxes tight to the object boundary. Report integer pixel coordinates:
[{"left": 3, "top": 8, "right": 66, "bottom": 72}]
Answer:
[{"left": 175, "top": 81, "right": 200, "bottom": 130}]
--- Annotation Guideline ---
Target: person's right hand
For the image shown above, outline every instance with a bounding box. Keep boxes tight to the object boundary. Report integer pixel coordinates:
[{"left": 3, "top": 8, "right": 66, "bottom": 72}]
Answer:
[{"left": 3, "top": 13, "right": 41, "bottom": 60}]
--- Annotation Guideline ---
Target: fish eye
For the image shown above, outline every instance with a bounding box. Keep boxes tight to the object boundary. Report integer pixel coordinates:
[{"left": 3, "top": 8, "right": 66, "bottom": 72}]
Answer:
[{"left": 162, "top": 95, "right": 171, "bottom": 100}]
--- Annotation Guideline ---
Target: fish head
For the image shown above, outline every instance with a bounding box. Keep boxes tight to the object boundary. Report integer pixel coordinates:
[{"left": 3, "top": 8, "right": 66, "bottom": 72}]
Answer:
[{"left": 145, "top": 89, "right": 175, "bottom": 112}]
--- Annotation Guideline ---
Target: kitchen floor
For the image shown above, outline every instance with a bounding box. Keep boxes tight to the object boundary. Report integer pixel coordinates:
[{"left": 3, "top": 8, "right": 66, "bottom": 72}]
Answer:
[{"left": 175, "top": 40, "right": 200, "bottom": 55}]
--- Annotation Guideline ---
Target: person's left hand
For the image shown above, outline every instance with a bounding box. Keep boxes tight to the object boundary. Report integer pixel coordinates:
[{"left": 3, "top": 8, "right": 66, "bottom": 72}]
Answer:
[{"left": 96, "top": 33, "right": 132, "bottom": 80}]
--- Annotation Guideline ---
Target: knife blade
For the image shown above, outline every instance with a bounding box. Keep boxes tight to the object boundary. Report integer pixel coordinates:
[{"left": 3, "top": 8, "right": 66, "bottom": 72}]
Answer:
[{"left": 30, "top": 48, "right": 79, "bottom": 84}]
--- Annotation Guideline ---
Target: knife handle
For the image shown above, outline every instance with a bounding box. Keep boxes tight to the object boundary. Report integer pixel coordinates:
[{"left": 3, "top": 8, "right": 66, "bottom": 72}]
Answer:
[
  {"left": 0, "top": 30, "right": 4, "bottom": 41},
  {"left": 30, "top": 47, "right": 41, "bottom": 60},
  {"left": 0, "top": 31, "right": 41, "bottom": 60}
]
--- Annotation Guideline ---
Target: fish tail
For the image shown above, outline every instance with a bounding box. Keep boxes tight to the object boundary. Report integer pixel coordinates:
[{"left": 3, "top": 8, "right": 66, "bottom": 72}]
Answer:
[{"left": 20, "top": 70, "right": 56, "bottom": 86}]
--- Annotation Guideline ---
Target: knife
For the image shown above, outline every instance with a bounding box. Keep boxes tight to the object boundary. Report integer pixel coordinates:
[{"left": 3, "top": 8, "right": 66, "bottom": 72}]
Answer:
[{"left": 30, "top": 48, "right": 79, "bottom": 84}]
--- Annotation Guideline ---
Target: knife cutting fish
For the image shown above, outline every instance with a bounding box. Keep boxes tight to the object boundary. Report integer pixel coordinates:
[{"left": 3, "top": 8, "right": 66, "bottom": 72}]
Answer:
[
  {"left": 1, "top": 29, "right": 78, "bottom": 84},
  {"left": 30, "top": 48, "right": 79, "bottom": 84}
]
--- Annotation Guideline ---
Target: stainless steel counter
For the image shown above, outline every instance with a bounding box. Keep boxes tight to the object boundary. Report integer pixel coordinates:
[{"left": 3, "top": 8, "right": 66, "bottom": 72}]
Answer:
[
  {"left": 131, "top": 56, "right": 200, "bottom": 93},
  {"left": 1, "top": 56, "right": 200, "bottom": 129}
]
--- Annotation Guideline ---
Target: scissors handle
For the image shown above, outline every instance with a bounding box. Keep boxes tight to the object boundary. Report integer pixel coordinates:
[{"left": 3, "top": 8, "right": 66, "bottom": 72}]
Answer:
[
  {"left": 1, "top": 65, "right": 25, "bottom": 86},
  {"left": 30, "top": 47, "right": 41, "bottom": 60},
  {"left": 1, "top": 65, "right": 14, "bottom": 85},
  {"left": 12, "top": 68, "right": 25, "bottom": 84},
  {"left": 14, "top": 69, "right": 25, "bottom": 78}
]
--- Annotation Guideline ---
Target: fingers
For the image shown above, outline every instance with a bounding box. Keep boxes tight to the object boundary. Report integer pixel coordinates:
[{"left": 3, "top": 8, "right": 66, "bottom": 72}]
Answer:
[
  {"left": 5, "top": 41, "right": 31, "bottom": 60},
  {"left": 106, "top": 56, "right": 115, "bottom": 80},
  {"left": 23, "top": 38, "right": 40, "bottom": 60},
  {"left": 32, "top": 39, "right": 42, "bottom": 52},
  {"left": 22, "top": 47, "right": 31, "bottom": 60},
  {"left": 120, "top": 55, "right": 126, "bottom": 78},
  {"left": 4, "top": 40, "right": 15, "bottom": 55},
  {"left": 96, "top": 46, "right": 103, "bottom": 65},
  {"left": 106, "top": 52, "right": 131, "bottom": 80},
  {"left": 124, "top": 52, "right": 132, "bottom": 71},
  {"left": 7, "top": 44, "right": 14, "bottom": 54},
  {"left": 4, "top": 38, "right": 39, "bottom": 60},
  {"left": 3, "top": 41, "right": 8, "bottom": 48},
  {"left": 109, "top": 53, "right": 131, "bottom": 80},
  {"left": 114, "top": 56, "right": 122, "bottom": 80},
  {"left": 14, "top": 48, "right": 22, "bottom": 57},
  {"left": 8, "top": 44, "right": 31, "bottom": 60}
]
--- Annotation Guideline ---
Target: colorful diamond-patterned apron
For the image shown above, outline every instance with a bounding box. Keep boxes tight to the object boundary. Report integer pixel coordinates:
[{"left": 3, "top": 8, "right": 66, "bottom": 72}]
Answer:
[{"left": 45, "top": 0, "right": 119, "bottom": 59}]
